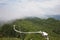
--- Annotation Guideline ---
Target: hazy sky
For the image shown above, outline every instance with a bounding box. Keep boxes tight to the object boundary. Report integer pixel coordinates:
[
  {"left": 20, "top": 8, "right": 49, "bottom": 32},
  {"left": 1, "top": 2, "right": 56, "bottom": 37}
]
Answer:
[{"left": 0, "top": 0, "right": 60, "bottom": 21}]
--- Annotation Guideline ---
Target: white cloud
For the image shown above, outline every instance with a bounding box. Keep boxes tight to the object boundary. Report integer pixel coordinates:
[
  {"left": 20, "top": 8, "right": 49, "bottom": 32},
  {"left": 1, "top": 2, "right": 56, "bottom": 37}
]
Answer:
[{"left": 0, "top": 0, "right": 60, "bottom": 21}]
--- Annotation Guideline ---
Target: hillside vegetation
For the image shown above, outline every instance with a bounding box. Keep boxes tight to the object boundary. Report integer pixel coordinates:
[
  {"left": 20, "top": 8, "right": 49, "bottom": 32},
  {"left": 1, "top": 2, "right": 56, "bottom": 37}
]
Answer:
[{"left": 0, "top": 17, "right": 60, "bottom": 40}]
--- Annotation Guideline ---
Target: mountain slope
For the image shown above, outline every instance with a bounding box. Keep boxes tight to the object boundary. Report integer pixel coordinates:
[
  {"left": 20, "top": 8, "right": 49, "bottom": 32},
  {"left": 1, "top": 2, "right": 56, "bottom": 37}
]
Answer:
[{"left": 0, "top": 17, "right": 60, "bottom": 40}]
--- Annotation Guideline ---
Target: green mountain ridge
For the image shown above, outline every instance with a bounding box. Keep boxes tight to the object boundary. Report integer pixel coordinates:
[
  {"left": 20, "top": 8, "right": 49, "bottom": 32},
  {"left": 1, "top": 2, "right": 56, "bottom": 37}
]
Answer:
[{"left": 0, "top": 17, "right": 60, "bottom": 40}]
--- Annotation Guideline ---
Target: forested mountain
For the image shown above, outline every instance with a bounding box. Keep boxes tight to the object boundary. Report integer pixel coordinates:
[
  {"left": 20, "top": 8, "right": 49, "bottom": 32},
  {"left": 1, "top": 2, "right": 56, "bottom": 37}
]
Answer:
[
  {"left": 52, "top": 15, "right": 60, "bottom": 20},
  {"left": 0, "top": 17, "right": 60, "bottom": 40},
  {"left": 47, "top": 15, "right": 60, "bottom": 20}
]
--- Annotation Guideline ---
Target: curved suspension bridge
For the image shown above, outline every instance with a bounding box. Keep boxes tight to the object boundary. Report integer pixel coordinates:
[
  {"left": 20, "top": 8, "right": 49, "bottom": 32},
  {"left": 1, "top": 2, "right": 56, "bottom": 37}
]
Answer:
[{"left": 13, "top": 25, "right": 49, "bottom": 40}]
